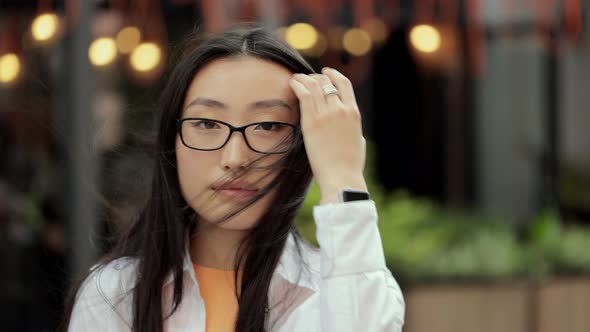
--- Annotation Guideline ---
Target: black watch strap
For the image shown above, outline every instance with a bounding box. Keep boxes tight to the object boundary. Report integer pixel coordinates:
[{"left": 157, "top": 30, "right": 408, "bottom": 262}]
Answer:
[{"left": 339, "top": 187, "right": 371, "bottom": 202}]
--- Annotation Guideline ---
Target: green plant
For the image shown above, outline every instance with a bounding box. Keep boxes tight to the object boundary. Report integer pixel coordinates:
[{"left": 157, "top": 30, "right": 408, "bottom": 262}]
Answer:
[
  {"left": 554, "top": 226, "right": 590, "bottom": 275},
  {"left": 378, "top": 194, "right": 532, "bottom": 284},
  {"left": 296, "top": 140, "right": 590, "bottom": 285}
]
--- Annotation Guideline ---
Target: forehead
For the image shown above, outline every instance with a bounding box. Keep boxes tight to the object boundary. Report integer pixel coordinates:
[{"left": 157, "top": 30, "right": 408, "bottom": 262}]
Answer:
[{"left": 182, "top": 56, "right": 296, "bottom": 110}]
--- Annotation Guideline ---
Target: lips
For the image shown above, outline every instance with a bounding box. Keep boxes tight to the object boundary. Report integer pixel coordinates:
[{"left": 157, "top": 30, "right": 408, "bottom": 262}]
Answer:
[
  {"left": 213, "top": 181, "right": 259, "bottom": 199},
  {"left": 213, "top": 180, "right": 258, "bottom": 191}
]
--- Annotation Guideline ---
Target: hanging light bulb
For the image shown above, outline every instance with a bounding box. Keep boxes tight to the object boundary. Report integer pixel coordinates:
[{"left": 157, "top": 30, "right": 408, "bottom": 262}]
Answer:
[
  {"left": 129, "top": 42, "right": 161, "bottom": 72},
  {"left": 409, "top": 24, "right": 441, "bottom": 53},
  {"left": 0, "top": 53, "right": 21, "bottom": 84},
  {"left": 361, "top": 17, "right": 388, "bottom": 46},
  {"left": 31, "top": 13, "right": 59, "bottom": 42},
  {"left": 285, "top": 23, "right": 318, "bottom": 50},
  {"left": 116, "top": 26, "right": 141, "bottom": 54},
  {"left": 342, "top": 28, "right": 372, "bottom": 56},
  {"left": 89, "top": 37, "right": 118, "bottom": 66}
]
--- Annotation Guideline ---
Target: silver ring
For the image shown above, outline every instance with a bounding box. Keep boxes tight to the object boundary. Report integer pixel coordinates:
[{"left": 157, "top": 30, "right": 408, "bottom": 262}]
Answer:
[{"left": 322, "top": 84, "right": 339, "bottom": 96}]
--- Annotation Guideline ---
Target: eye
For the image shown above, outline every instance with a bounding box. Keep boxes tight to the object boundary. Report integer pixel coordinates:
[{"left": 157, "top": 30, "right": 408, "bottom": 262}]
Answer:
[
  {"left": 254, "top": 122, "right": 286, "bottom": 131},
  {"left": 191, "top": 120, "right": 220, "bottom": 129}
]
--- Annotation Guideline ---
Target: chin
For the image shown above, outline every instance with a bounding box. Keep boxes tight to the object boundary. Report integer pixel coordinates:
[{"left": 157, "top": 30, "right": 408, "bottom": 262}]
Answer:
[{"left": 197, "top": 211, "right": 260, "bottom": 231}]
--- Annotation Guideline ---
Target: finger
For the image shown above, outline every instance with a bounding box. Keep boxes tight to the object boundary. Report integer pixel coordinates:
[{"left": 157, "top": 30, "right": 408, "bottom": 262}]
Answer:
[
  {"left": 289, "top": 78, "right": 317, "bottom": 121},
  {"left": 321, "top": 67, "right": 357, "bottom": 108},
  {"left": 308, "top": 74, "right": 345, "bottom": 110},
  {"left": 292, "top": 74, "right": 329, "bottom": 113}
]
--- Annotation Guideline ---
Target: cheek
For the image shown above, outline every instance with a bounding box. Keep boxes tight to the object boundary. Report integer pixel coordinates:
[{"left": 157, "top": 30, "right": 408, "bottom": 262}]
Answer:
[{"left": 176, "top": 137, "right": 214, "bottom": 195}]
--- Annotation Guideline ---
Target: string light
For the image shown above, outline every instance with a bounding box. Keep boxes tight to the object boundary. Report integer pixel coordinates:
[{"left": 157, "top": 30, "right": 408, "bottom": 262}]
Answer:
[
  {"left": 342, "top": 28, "right": 372, "bottom": 56},
  {"left": 409, "top": 24, "right": 441, "bottom": 53},
  {"left": 89, "top": 37, "right": 117, "bottom": 66},
  {"left": 129, "top": 42, "right": 161, "bottom": 72},
  {"left": 285, "top": 23, "right": 318, "bottom": 50},
  {"left": 0, "top": 53, "right": 21, "bottom": 83},
  {"left": 361, "top": 17, "right": 388, "bottom": 45},
  {"left": 31, "top": 13, "right": 59, "bottom": 42},
  {"left": 116, "top": 27, "right": 141, "bottom": 54}
]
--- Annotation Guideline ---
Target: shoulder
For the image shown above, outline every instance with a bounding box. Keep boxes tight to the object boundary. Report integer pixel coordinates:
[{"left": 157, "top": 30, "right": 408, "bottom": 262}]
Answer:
[
  {"left": 70, "top": 257, "right": 138, "bottom": 329},
  {"left": 78, "top": 257, "right": 139, "bottom": 300}
]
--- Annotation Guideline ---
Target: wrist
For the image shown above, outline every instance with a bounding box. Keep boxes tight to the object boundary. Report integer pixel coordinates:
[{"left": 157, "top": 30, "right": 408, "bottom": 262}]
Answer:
[{"left": 319, "top": 177, "right": 368, "bottom": 205}]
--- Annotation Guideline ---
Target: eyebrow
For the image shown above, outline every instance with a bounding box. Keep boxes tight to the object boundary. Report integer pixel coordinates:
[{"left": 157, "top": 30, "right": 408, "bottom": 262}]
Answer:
[{"left": 184, "top": 97, "right": 293, "bottom": 112}]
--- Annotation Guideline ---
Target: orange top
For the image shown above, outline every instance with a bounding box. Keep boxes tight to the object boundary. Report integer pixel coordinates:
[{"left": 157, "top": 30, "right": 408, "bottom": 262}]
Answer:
[{"left": 193, "top": 264, "right": 244, "bottom": 332}]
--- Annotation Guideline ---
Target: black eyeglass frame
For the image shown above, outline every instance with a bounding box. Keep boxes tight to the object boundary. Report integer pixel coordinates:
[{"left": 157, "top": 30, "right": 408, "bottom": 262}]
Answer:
[{"left": 176, "top": 117, "right": 300, "bottom": 154}]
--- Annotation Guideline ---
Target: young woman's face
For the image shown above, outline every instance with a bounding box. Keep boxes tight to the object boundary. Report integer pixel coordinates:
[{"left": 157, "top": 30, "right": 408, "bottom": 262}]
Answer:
[{"left": 176, "top": 56, "right": 300, "bottom": 230}]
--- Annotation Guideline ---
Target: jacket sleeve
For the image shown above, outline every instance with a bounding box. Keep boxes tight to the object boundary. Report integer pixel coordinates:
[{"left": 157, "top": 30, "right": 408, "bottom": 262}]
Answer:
[
  {"left": 314, "top": 199, "right": 405, "bottom": 332},
  {"left": 68, "top": 263, "right": 133, "bottom": 332}
]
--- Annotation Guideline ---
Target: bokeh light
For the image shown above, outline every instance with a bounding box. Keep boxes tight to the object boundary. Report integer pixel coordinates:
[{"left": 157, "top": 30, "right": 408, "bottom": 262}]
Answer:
[
  {"left": 410, "top": 24, "right": 442, "bottom": 53},
  {"left": 116, "top": 27, "right": 141, "bottom": 54},
  {"left": 285, "top": 23, "right": 318, "bottom": 50},
  {"left": 342, "top": 28, "right": 372, "bottom": 56},
  {"left": 88, "top": 37, "right": 117, "bottom": 66},
  {"left": 129, "top": 42, "right": 161, "bottom": 72},
  {"left": 361, "top": 17, "right": 388, "bottom": 45},
  {"left": 31, "top": 13, "right": 59, "bottom": 42},
  {"left": 0, "top": 53, "right": 21, "bottom": 83}
]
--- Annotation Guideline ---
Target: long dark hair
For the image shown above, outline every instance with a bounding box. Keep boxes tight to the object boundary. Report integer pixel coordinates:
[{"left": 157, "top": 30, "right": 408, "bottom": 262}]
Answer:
[{"left": 61, "top": 24, "right": 316, "bottom": 332}]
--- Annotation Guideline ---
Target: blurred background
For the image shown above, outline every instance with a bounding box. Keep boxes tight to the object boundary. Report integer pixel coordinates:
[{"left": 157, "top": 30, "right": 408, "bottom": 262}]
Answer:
[{"left": 1, "top": 0, "right": 589, "bottom": 331}]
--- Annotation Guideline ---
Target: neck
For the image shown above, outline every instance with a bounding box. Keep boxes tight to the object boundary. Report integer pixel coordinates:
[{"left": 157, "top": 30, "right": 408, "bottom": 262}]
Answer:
[{"left": 190, "top": 221, "right": 249, "bottom": 270}]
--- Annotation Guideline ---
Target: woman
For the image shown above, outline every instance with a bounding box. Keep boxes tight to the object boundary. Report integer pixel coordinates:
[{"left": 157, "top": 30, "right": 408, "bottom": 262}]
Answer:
[{"left": 63, "top": 25, "right": 405, "bottom": 332}]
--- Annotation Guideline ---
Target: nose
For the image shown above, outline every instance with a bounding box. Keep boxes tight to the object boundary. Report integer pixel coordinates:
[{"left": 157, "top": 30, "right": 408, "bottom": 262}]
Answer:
[{"left": 220, "top": 131, "right": 251, "bottom": 170}]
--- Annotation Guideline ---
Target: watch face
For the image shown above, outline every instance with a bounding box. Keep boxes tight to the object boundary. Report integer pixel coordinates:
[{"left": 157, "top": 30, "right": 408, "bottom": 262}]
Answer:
[{"left": 342, "top": 190, "right": 370, "bottom": 202}]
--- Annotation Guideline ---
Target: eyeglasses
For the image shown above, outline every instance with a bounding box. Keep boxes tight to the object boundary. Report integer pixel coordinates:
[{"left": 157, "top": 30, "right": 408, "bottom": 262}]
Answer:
[{"left": 176, "top": 118, "right": 299, "bottom": 154}]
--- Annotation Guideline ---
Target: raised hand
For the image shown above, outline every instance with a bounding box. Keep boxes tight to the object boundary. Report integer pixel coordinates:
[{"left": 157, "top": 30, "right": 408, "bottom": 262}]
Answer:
[{"left": 289, "top": 67, "right": 368, "bottom": 204}]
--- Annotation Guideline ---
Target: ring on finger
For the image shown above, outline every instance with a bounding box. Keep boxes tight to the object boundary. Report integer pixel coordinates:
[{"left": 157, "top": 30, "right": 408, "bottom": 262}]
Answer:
[{"left": 321, "top": 84, "right": 339, "bottom": 97}]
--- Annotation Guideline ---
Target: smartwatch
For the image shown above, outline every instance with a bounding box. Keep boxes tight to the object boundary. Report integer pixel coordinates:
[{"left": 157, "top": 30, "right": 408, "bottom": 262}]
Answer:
[{"left": 338, "top": 187, "right": 371, "bottom": 202}]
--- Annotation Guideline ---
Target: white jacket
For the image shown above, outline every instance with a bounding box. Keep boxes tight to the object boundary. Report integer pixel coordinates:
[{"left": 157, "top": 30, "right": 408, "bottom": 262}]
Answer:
[{"left": 69, "top": 200, "right": 405, "bottom": 331}]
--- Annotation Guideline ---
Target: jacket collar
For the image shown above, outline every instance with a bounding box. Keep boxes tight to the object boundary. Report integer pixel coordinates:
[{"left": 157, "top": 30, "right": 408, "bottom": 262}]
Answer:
[{"left": 163, "top": 232, "right": 319, "bottom": 291}]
